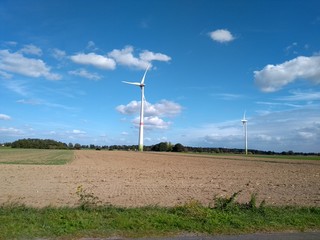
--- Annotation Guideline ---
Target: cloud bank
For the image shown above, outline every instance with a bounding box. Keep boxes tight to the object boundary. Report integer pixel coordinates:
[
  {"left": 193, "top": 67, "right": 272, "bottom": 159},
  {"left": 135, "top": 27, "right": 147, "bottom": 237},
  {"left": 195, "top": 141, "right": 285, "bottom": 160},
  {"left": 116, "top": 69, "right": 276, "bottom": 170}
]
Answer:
[{"left": 254, "top": 56, "right": 320, "bottom": 92}]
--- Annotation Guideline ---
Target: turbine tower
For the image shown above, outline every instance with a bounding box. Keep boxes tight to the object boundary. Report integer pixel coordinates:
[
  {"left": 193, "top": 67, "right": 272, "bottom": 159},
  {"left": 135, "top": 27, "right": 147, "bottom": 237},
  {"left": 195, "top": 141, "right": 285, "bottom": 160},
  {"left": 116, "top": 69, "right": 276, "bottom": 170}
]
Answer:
[
  {"left": 122, "top": 65, "right": 150, "bottom": 152},
  {"left": 241, "top": 111, "right": 248, "bottom": 155}
]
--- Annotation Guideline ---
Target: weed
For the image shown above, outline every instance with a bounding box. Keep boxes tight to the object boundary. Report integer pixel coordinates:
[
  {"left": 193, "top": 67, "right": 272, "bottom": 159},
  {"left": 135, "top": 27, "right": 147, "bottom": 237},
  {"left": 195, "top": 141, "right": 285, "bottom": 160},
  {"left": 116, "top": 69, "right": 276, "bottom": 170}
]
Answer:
[
  {"left": 213, "top": 190, "right": 242, "bottom": 211},
  {"left": 212, "top": 191, "right": 266, "bottom": 212},
  {"left": 75, "top": 185, "right": 102, "bottom": 209}
]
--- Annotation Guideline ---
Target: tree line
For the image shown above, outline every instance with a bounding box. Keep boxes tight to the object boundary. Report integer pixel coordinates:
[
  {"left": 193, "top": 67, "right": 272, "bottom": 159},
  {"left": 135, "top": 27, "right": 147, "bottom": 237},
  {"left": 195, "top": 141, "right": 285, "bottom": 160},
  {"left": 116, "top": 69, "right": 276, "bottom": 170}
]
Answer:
[
  {"left": 8, "top": 138, "right": 68, "bottom": 149},
  {"left": 3, "top": 139, "right": 319, "bottom": 155}
]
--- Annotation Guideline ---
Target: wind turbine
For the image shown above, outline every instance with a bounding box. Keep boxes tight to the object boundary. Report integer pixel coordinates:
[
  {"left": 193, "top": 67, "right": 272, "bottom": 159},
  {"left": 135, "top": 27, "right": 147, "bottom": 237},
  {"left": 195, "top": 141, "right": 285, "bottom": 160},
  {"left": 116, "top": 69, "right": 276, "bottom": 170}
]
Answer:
[
  {"left": 241, "top": 111, "right": 248, "bottom": 155},
  {"left": 122, "top": 65, "right": 150, "bottom": 152}
]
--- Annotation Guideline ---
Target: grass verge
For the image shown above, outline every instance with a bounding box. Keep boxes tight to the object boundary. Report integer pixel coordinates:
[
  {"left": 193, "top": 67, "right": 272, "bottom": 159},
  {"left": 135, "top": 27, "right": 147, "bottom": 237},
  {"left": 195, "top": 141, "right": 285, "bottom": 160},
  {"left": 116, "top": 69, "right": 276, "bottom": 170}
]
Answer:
[
  {"left": 0, "top": 148, "right": 73, "bottom": 165},
  {"left": 1, "top": 200, "right": 319, "bottom": 239}
]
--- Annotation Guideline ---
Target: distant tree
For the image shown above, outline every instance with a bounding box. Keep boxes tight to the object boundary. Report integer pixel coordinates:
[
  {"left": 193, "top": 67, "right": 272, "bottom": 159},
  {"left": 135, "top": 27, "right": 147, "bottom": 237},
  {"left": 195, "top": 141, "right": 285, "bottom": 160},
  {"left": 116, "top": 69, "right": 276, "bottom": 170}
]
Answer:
[
  {"left": 74, "top": 143, "right": 81, "bottom": 150},
  {"left": 172, "top": 143, "right": 185, "bottom": 152},
  {"left": 68, "top": 143, "right": 74, "bottom": 149},
  {"left": 151, "top": 142, "right": 172, "bottom": 152}
]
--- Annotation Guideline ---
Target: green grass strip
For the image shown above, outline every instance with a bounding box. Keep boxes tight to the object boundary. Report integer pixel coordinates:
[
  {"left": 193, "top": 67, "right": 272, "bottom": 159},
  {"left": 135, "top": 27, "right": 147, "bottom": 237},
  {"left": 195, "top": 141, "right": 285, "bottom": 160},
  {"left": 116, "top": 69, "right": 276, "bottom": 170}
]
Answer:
[
  {"left": 0, "top": 149, "right": 73, "bottom": 165},
  {"left": 0, "top": 202, "right": 319, "bottom": 240}
]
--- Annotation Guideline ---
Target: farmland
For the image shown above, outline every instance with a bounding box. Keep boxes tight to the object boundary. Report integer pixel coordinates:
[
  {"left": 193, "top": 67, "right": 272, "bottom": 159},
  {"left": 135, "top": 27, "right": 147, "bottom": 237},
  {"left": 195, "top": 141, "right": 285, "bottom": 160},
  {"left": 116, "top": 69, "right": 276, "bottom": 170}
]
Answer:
[
  {"left": 0, "top": 148, "right": 73, "bottom": 165},
  {"left": 0, "top": 149, "right": 319, "bottom": 208}
]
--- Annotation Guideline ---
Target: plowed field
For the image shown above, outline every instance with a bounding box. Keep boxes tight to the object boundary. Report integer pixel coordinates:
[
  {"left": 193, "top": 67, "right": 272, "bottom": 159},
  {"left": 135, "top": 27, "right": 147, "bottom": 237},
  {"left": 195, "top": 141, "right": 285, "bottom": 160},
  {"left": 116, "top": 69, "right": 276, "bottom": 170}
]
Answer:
[{"left": 0, "top": 150, "right": 319, "bottom": 207}]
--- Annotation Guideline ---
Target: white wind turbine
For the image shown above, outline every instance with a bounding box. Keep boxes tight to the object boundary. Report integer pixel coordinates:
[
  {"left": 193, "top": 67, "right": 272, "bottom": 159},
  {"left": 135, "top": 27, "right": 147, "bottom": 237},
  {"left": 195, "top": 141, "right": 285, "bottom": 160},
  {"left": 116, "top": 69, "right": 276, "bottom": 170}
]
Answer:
[
  {"left": 241, "top": 111, "right": 248, "bottom": 155},
  {"left": 122, "top": 65, "right": 150, "bottom": 152}
]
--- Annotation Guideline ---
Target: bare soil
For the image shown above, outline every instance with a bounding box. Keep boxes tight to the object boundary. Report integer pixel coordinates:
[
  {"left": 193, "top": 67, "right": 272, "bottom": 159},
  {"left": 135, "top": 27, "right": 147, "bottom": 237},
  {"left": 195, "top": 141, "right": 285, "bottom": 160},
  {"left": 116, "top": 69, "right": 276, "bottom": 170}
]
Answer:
[{"left": 0, "top": 150, "right": 319, "bottom": 208}]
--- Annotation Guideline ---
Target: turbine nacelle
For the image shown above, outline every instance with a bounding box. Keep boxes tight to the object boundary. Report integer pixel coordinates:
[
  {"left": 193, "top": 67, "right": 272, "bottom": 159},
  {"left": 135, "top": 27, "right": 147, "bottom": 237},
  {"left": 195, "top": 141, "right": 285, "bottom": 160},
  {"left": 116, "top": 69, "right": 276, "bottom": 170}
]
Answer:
[{"left": 241, "top": 119, "right": 247, "bottom": 124}]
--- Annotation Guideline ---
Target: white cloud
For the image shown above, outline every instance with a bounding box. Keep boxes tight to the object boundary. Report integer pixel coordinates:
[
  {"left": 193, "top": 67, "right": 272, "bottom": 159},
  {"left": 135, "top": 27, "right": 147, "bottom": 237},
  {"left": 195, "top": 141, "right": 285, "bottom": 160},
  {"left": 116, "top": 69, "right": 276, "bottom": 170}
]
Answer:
[
  {"left": 254, "top": 56, "right": 320, "bottom": 92},
  {"left": 19, "top": 44, "right": 42, "bottom": 56},
  {"left": 139, "top": 50, "right": 171, "bottom": 62},
  {"left": 68, "top": 68, "right": 101, "bottom": 80},
  {"left": 209, "top": 29, "right": 235, "bottom": 43},
  {"left": 0, "top": 114, "right": 11, "bottom": 120},
  {"left": 108, "top": 46, "right": 147, "bottom": 69},
  {"left": 52, "top": 48, "right": 66, "bottom": 60},
  {"left": 116, "top": 100, "right": 140, "bottom": 115},
  {"left": 117, "top": 99, "right": 181, "bottom": 131},
  {"left": 70, "top": 52, "right": 116, "bottom": 70},
  {"left": 72, "top": 129, "right": 86, "bottom": 134},
  {"left": 108, "top": 46, "right": 171, "bottom": 69},
  {"left": 132, "top": 116, "right": 171, "bottom": 129},
  {"left": 0, "top": 50, "right": 61, "bottom": 80},
  {"left": 116, "top": 100, "right": 182, "bottom": 117},
  {"left": 145, "top": 100, "right": 182, "bottom": 117}
]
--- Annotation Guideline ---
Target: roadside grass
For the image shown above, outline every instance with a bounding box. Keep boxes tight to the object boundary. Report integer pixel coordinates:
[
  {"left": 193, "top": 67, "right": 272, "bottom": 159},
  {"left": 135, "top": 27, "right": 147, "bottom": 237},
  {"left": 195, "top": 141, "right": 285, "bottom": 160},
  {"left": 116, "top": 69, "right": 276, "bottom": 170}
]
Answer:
[
  {"left": 0, "top": 148, "right": 73, "bottom": 165},
  {"left": 1, "top": 194, "right": 319, "bottom": 240}
]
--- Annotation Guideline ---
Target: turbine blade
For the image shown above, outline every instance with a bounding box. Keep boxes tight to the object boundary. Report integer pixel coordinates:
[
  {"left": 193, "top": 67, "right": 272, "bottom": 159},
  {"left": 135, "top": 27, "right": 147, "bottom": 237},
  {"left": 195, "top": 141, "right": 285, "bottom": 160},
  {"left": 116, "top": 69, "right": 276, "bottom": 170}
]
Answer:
[
  {"left": 140, "top": 64, "right": 150, "bottom": 84},
  {"left": 122, "top": 81, "right": 141, "bottom": 86},
  {"left": 243, "top": 111, "right": 246, "bottom": 120}
]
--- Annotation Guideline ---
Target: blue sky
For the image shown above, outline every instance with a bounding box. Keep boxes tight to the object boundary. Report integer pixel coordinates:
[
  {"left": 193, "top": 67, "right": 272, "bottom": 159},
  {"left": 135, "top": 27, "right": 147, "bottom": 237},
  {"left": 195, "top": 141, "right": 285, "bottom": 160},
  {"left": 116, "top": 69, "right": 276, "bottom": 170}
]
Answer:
[{"left": 0, "top": 0, "right": 320, "bottom": 152}]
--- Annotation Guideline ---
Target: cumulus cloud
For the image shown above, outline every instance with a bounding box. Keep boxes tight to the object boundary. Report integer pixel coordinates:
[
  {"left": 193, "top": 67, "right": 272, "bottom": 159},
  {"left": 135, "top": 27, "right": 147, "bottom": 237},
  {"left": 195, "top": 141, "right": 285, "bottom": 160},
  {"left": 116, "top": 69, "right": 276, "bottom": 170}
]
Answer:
[
  {"left": 116, "top": 99, "right": 181, "bottom": 130},
  {"left": 108, "top": 46, "right": 147, "bottom": 69},
  {"left": 0, "top": 50, "right": 61, "bottom": 80},
  {"left": 254, "top": 56, "right": 320, "bottom": 92},
  {"left": 116, "top": 100, "right": 140, "bottom": 115},
  {"left": 19, "top": 44, "right": 42, "bottom": 56},
  {"left": 70, "top": 52, "right": 116, "bottom": 70},
  {"left": 209, "top": 29, "right": 235, "bottom": 43},
  {"left": 108, "top": 46, "right": 171, "bottom": 69},
  {"left": 145, "top": 100, "right": 182, "bottom": 117},
  {"left": 132, "top": 116, "right": 171, "bottom": 129},
  {"left": 116, "top": 100, "right": 182, "bottom": 117},
  {"left": 0, "top": 114, "right": 11, "bottom": 120},
  {"left": 68, "top": 68, "right": 101, "bottom": 80},
  {"left": 140, "top": 50, "right": 171, "bottom": 62}
]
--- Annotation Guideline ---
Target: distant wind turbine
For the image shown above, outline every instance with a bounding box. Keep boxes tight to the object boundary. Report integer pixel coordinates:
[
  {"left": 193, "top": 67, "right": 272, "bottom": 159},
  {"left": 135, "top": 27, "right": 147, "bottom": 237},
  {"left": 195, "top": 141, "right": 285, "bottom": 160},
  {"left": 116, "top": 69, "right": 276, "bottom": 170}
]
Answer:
[
  {"left": 241, "top": 111, "right": 248, "bottom": 155},
  {"left": 122, "top": 65, "right": 150, "bottom": 152}
]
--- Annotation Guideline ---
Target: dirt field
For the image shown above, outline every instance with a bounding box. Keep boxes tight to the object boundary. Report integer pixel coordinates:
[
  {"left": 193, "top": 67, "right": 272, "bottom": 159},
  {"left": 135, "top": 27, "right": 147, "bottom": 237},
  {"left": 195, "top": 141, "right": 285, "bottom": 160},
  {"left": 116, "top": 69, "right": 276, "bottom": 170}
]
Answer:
[{"left": 0, "top": 150, "right": 319, "bottom": 208}]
